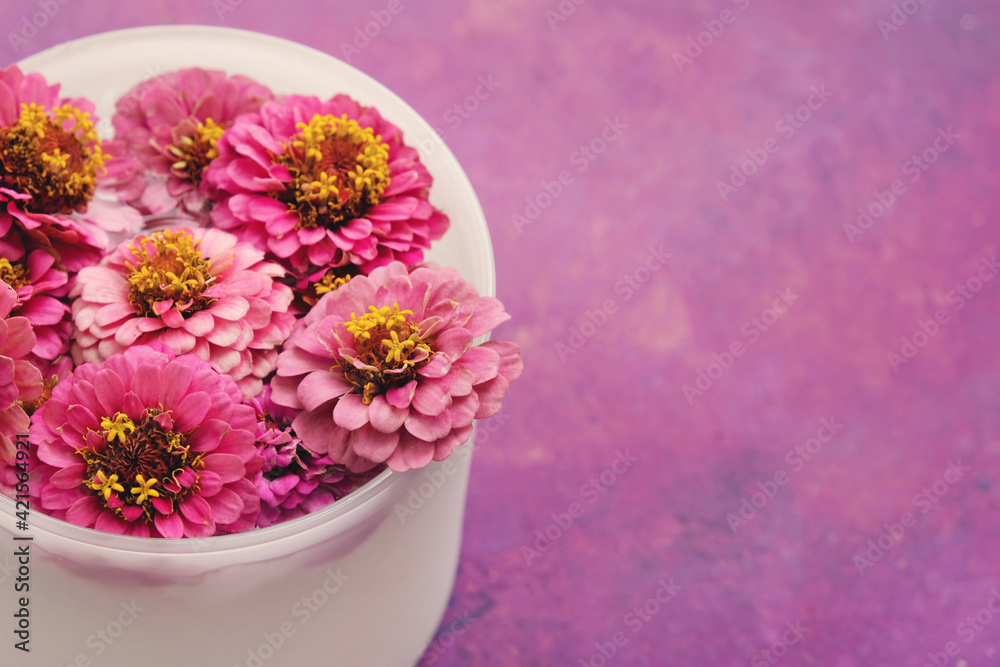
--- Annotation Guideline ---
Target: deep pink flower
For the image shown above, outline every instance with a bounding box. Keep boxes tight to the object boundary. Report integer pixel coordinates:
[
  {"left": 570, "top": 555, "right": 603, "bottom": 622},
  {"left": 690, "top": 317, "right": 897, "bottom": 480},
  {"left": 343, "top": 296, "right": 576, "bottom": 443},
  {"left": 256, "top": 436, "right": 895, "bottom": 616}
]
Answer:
[
  {"left": 0, "top": 282, "right": 42, "bottom": 474},
  {"left": 245, "top": 386, "right": 375, "bottom": 527},
  {"left": 204, "top": 94, "right": 449, "bottom": 275},
  {"left": 112, "top": 67, "right": 273, "bottom": 221},
  {"left": 71, "top": 226, "right": 295, "bottom": 397},
  {"left": 0, "top": 66, "right": 140, "bottom": 259},
  {"left": 271, "top": 262, "right": 522, "bottom": 472},
  {"left": 29, "top": 344, "right": 263, "bottom": 537}
]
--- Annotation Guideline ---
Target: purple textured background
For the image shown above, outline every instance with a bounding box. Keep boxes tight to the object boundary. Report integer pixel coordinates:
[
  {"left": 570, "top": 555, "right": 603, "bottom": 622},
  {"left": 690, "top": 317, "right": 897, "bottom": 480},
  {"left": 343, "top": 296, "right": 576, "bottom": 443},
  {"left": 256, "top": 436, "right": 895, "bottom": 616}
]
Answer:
[{"left": 3, "top": 1, "right": 1000, "bottom": 665}]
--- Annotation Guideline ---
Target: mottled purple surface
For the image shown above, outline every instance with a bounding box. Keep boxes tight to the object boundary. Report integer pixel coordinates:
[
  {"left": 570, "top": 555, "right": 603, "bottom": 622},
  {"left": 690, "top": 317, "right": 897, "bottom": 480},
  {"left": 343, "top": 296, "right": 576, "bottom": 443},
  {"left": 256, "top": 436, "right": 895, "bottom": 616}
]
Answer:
[{"left": 4, "top": 1, "right": 1000, "bottom": 665}]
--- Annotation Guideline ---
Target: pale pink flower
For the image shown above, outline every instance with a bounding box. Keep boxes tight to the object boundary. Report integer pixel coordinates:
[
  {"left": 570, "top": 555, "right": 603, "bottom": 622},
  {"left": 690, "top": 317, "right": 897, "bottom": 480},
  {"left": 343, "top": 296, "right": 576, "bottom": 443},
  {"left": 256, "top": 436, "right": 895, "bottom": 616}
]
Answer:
[
  {"left": 271, "top": 262, "right": 522, "bottom": 472},
  {"left": 71, "top": 226, "right": 295, "bottom": 397},
  {"left": 112, "top": 67, "right": 273, "bottom": 221},
  {"left": 204, "top": 94, "right": 449, "bottom": 275},
  {"left": 29, "top": 344, "right": 263, "bottom": 537}
]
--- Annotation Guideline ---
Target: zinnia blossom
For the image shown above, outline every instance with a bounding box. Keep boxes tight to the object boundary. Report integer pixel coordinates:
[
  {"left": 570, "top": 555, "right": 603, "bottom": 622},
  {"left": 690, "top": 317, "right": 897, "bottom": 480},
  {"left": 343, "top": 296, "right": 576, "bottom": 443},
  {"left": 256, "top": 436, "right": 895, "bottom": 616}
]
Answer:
[
  {"left": 71, "top": 226, "right": 295, "bottom": 397},
  {"left": 0, "top": 241, "right": 73, "bottom": 380},
  {"left": 0, "top": 66, "right": 140, "bottom": 264},
  {"left": 112, "top": 67, "right": 274, "bottom": 220},
  {"left": 271, "top": 262, "right": 522, "bottom": 472},
  {"left": 0, "top": 282, "right": 41, "bottom": 476},
  {"left": 204, "top": 94, "right": 449, "bottom": 275},
  {"left": 29, "top": 344, "right": 263, "bottom": 537}
]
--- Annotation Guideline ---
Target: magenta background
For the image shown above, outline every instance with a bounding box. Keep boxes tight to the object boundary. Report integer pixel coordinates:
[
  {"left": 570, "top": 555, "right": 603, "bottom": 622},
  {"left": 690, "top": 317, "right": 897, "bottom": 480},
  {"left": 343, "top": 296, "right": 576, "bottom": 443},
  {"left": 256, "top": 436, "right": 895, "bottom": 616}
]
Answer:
[{"left": 3, "top": 1, "right": 1000, "bottom": 665}]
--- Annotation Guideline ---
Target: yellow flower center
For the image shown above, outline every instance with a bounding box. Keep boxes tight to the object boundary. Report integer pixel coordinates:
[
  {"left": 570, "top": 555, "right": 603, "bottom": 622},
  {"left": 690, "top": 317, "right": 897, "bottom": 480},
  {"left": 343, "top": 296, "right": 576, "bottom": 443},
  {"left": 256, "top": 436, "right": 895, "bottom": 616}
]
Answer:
[
  {"left": 272, "top": 113, "right": 391, "bottom": 231},
  {"left": 81, "top": 410, "right": 204, "bottom": 521},
  {"left": 125, "top": 229, "right": 215, "bottom": 318},
  {"left": 342, "top": 303, "right": 432, "bottom": 404},
  {"left": 167, "top": 118, "right": 225, "bottom": 186},
  {"left": 0, "top": 258, "right": 27, "bottom": 289},
  {"left": 0, "top": 102, "right": 107, "bottom": 214}
]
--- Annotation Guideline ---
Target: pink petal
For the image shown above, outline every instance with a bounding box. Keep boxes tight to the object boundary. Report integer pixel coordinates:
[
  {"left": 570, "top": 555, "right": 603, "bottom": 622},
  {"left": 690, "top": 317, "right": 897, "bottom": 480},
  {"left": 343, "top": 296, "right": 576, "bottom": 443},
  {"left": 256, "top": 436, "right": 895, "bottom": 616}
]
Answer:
[
  {"left": 368, "top": 395, "right": 408, "bottom": 434},
  {"left": 298, "top": 371, "right": 352, "bottom": 411},
  {"left": 333, "top": 393, "right": 369, "bottom": 430},
  {"left": 349, "top": 425, "right": 398, "bottom": 463},
  {"left": 179, "top": 495, "right": 214, "bottom": 527},
  {"left": 154, "top": 511, "right": 184, "bottom": 538}
]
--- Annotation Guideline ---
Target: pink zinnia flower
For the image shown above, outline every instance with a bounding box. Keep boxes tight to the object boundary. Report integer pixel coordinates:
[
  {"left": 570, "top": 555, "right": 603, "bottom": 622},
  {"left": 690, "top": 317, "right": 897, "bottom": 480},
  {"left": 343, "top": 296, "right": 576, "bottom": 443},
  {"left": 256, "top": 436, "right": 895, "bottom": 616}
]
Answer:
[
  {"left": 0, "top": 241, "right": 73, "bottom": 378},
  {"left": 112, "top": 67, "right": 273, "bottom": 221},
  {"left": 29, "top": 344, "right": 263, "bottom": 537},
  {"left": 0, "top": 282, "right": 42, "bottom": 476},
  {"left": 71, "top": 226, "right": 295, "bottom": 398},
  {"left": 271, "top": 262, "right": 523, "bottom": 472},
  {"left": 0, "top": 66, "right": 140, "bottom": 260},
  {"left": 246, "top": 386, "right": 374, "bottom": 527},
  {"left": 204, "top": 94, "right": 449, "bottom": 275}
]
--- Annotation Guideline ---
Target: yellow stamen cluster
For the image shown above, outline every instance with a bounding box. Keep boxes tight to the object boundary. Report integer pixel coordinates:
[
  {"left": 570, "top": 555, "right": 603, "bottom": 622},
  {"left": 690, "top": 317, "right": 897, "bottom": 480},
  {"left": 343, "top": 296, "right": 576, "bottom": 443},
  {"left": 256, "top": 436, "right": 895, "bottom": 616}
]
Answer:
[
  {"left": 125, "top": 230, "right": 215, "bottom": 318},
  {"left": 89, "top": 470, "right": 124, "bottom": 501},
  {"left": 0, "top": 102, "right": 107, "bottom": 213},
  {"left": 80, "top": 409, "right": 204, "bottom": 522},
  {"left": 101, "top": 412, "right": 136, "bottom": 444},
  {"left": 167, "top": 118, "right": 225, "bottom": 185},
  {"left": 273, "top": 113, "right": 391, "bottom": 230},
  {"left": 130, "top": 474, "right": 161, "bottom": 505},
  {"left": 0, "top": 258, "right": 27, "bottom": 289},
  {"left": 343, "top": 303, "right": 432, "bottom": 404}
]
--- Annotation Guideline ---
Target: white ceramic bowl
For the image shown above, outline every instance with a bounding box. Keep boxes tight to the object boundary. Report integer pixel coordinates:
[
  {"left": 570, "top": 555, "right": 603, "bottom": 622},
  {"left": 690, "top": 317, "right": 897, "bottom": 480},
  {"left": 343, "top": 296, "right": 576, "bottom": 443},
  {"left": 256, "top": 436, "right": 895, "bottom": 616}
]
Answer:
[{"left": 0, "top": 25, "right": 493, "bottom": 667}]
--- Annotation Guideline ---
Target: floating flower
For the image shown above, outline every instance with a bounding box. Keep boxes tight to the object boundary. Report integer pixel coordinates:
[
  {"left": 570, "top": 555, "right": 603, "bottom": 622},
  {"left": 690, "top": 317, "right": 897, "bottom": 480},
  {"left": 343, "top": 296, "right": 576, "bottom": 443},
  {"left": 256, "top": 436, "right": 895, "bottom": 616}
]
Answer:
[
  {"left": 0, "top": 241, "right": 73, "bottom": 378},
  {"left": 205, "top": 94, "right": 449, "bottom": 275},
  {"left": 271, "top": 262, "right": 522, "bottom": 472},
  {"left": 29, "top": 344, "right": 263, "bottom": 537},
  {"left": 0, "top": 282, "right": 42, "bottom": 477},
  {"left": 0, "top": 66, "right": 140, "bottom": 266},
  {"left": 112, "top": 67, "right": 273, "bottom": 220},
  {"left": 246, "top": 386, "right": 375, "bottom": 527},
  {"left": 71, "top": 226, "right": 295, "bottom": 397}
]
